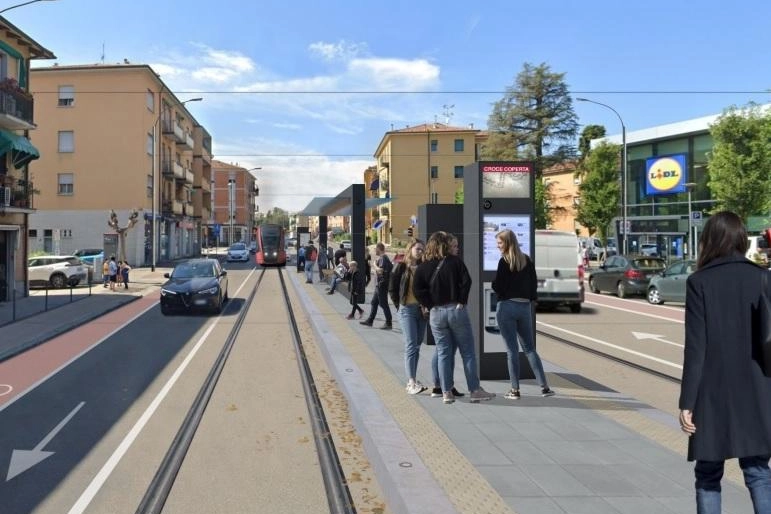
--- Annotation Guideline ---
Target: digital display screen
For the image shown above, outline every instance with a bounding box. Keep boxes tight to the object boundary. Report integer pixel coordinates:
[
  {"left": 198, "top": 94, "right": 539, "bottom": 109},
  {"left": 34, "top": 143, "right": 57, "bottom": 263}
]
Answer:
[
  {"left": 482, "top": 215, "right": 531, "bottom": 271},
  {"left": 481, "top": 162, "right": 532, "bottom": 198}
]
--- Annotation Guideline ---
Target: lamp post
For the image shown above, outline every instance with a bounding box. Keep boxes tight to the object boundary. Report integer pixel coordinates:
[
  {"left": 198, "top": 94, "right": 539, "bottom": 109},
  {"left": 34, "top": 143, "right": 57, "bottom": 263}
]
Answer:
[
  {"left": 576, "top": 97, "right": 628, "bottom": 255},
  {"left": 151, "top": 97, "right": 202, "bottom": 271},
  {"left": 0, "top": 0, "right": 57, "bottom": 14},
  {"left": 684, "top": 182, "right": 697, "bottom": 259}
]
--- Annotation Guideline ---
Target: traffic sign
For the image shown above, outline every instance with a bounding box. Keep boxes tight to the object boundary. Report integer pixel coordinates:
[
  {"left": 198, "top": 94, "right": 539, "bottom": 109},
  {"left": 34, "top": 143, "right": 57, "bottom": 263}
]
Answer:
[{"left": 691, "top": 211, "right": 703, "bottom": 227}]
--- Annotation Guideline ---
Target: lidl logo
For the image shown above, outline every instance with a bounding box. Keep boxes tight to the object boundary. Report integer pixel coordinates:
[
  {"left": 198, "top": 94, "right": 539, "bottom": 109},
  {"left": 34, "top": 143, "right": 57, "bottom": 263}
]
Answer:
[{"left": 645, "top": 154, "right": 687, "bottom": 195}]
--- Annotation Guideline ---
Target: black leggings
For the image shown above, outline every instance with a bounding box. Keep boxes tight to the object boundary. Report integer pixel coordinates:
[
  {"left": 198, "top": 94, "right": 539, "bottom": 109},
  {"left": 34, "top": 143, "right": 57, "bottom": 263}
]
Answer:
[{"left": 349, "top": 303, "right": 364, "bottom": 316}]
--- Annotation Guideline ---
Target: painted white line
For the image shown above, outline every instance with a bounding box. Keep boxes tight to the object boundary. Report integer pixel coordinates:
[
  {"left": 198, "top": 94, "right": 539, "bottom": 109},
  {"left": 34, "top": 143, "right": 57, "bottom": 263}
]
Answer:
[
  {"left": 537, "top": 320, "right": 683, "bottom": 371},
  {"left": 0, "top": 384, "right": 12, "bottom": 396},
  {"left": 67, "top": 269, "right": 256, "bottom": 514},
  {"left": 584, "top": 299, "right": 684, "bottom": 324}
]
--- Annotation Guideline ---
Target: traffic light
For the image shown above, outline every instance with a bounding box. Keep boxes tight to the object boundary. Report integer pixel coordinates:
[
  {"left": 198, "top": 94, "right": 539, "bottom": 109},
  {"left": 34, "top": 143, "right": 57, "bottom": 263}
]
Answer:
[{"left": 407, "top": 227, "right": 414, "bottom": 237}]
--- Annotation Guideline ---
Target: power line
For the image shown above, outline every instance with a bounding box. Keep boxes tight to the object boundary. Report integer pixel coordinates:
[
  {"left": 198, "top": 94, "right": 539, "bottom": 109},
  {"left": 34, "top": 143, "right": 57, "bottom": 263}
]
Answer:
[{"left": 27, "top": 89, "right": 771, "bottom": 95}]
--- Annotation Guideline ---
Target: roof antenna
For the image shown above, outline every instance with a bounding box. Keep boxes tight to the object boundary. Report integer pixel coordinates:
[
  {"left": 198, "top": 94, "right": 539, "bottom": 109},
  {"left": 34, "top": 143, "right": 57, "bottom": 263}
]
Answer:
[
  {"left": 100, "top": 42, "right": 105, "bottom": 64},
  {"left": 443, "top": 104, "right": 455, "bottom": 125}
]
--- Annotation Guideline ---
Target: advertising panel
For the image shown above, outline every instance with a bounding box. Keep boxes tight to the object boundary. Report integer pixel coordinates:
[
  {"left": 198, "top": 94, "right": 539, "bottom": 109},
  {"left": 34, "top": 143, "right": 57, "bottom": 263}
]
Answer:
[
  {"left": 646, "top": 154, "right": 687, "bottom": 195},
  {"left": 482, "top": 214, "right": 531, "bottom": 271},
  {"left": 481, "top": 162, "right": 532, "bottom": 198}
]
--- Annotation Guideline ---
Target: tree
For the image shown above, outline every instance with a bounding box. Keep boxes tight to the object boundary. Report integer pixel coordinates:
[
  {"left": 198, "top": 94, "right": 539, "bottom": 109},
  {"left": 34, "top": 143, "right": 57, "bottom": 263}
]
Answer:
[
  {"left": 454, "top": 186, "right": 464, "bottom": 204},
  {"left": 578, "top": 125, "right": 606, "bottom": 162},
  {"left": 107, "top": 209, "right": 140, "bottom": 264},
  {"left": 482, "top": 62, "right": 579, "bottom": 227},
  {"left": 708, "top": 103, "right": 771, "bottom": 221},
  {"left": 575, "top": 141, "right": 622, "bottom": 242}
]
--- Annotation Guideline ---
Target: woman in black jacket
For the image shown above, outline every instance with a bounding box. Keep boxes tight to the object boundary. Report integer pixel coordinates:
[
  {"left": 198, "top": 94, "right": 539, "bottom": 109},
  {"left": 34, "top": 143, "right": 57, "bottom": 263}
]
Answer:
[
  {"left": 413, "top": 231, "right": 495, "bottom": 405},
  {"left": 345, "top": 261, "right": 365, "bottom": 320},
  {"left": 679, "top": 211, "right": 771, "bottom": 512},
  {"left": 491, "top": 229, "right": 554, "bottom": 400}
]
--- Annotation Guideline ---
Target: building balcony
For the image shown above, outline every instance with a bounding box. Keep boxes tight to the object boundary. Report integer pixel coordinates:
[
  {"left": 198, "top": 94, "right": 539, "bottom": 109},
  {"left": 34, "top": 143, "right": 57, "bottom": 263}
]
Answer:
[
  {"left": 0, "top": 178, "right": 33, "bottom": 210},
  {"left": 185, "top": 168, "right": 194, "bottom": 184},
  {"left": 0, "top": 90, "right": 34, "bottom": 130},
  {"left": 173, "top": 200, "right": 183, "bottom": 215},
  {"left": 161, "top": 158, "right": 173, "bottom": 176},
  {"left": 173, "top": 162, "right": 185, "bottom": 180},
  {"left": 181, "top": 132, "right": 194, "bottom": 151},
  {"left": 161, "top": 118, "right": 186, "bottom": 143}
]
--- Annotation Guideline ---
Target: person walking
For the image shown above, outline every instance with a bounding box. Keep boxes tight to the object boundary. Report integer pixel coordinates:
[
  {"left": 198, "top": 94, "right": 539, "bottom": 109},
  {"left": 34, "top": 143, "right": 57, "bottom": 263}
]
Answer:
[
  {"left": 492, "top": 229, "right": 555, "bottom": 400},
  {"left": 327, "top": 244, "right": 334, "bottom": 269},
  {"left": 345, "top": 260, "right": 365, "bottom": 320},
  {"left": 121, "top": 260, "right": 131, "bottom": 290},
  {"left": 107, "top": 256, "right": 118, "bottom": 292},
  {"left": 102, "top": 259, "right": 110, "bottom": 288},
  {"left": 413, "top": 231, "right": 495, "bottom": 404},
  {"left": 390, "top": 239, "right": 428, "bottom": 395},
  {"left": 360, "top": 243, "right": 393, "bottom": 329},
  {"left": 304, "top": 240, "right": 317, "bottom": 284},
  {"left": 317, "top": 244, "right": 328, "bottom": 282},
  {"left": 679, "top": 211, "right": 771, "bottom": 513}
]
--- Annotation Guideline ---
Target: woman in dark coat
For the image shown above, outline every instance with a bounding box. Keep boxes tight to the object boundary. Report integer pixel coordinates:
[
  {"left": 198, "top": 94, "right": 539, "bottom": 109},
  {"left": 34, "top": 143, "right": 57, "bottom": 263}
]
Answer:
[
  {"left": 345, "top": 261, "right": 365, "bottom": 320},
  {"left": 679, "top": 211, "right": 771, "bottom": 513}
]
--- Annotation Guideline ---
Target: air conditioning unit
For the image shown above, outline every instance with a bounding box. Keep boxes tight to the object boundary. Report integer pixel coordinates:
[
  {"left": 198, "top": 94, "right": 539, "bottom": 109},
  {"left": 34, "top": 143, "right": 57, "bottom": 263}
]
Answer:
[{"left": 0, "top": 187, "right": 10, "bottom": 207}]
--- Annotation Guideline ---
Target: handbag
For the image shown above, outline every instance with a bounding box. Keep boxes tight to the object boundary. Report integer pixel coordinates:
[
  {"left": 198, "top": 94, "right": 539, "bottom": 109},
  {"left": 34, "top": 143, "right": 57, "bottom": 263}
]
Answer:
[
  {"left": 334, "top": 263, "right": 347, "bottom": 279},
  {"left": 756, "top": 272, "right": 771, "bottom": 377}
]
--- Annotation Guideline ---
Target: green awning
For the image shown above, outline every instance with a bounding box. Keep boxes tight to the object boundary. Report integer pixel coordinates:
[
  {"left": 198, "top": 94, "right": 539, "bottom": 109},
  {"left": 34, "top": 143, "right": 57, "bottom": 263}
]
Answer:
[{"left": 0, "top": 130, "right": 39, "bottom": 167}]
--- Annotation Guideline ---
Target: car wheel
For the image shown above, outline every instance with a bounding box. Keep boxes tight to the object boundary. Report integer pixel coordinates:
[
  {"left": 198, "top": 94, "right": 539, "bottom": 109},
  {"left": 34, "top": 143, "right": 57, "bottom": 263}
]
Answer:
[
  {"left": 589, "top": 277, "right": 600, "bottom": 294},
  {"left": 617, "top": 281, "right": 627, "bottom": 299},
  {"left": 223, "top": 289, "right": 229, "bottom": 302},
  {"left": 161, "top": 304, "right": 171, "bottom": 316},
  {"left": 212, "top": 294, "right": 223, "bottom": 314},
  {"left": 569, "top": 303, "right": 582, "bottom": 313},
  {"left": 647, "top": 286, "right": 663, "bottom": 305},
  {"left": 50, "top": 273, "right": 67, "bottom": 289}
]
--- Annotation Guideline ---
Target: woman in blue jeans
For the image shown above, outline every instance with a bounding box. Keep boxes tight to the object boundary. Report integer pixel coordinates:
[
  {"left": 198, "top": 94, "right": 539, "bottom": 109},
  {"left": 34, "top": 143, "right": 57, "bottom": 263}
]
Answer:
[
  {"left": 491, "top": 229, "right": 554, "bottom": 400},
  {"left": 679, "top": 211, "right": 771, "bottom": 514}
]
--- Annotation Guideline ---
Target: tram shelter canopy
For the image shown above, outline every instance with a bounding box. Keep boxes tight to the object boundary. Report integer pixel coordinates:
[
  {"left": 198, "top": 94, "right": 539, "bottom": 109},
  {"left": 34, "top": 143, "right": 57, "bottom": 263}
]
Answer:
[{"left": 299, "top": 191, "right": 393, "bottom": 217}]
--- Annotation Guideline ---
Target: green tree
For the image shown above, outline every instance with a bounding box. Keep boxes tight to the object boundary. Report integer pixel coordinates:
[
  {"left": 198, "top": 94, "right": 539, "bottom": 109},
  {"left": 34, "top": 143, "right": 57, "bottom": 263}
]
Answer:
[
  {"left": 578, "top": 125, "right": 606, "bottom": 162},
  {"left": 454, "top": 186, "right": 464, "bottom": 204},
  {"left": 708, "top": 103, "right": 771, "bottom": 221},
  {"left": 575, "top": 141, "right": 622, "bottom": 242},
  {"left": 259, "top": 207, "right": 291, "bottom": 229},
  {"left": 482, "top": 62, "right": 579, "bottom": 227}
]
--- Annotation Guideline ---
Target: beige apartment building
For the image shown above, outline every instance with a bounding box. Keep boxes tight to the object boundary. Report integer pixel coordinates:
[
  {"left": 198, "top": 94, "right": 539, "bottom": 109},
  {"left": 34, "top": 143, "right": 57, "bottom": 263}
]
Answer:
[
  {"left": 543, "top": 161, "right": 587, "bottom": 235},
  {"left": 29, "top": 64, "right": 212, "bottom": 266},
  {"left": 372, "top": 122, "right": 484, "bottom": 245},
  {"left": 210, "top": 160, "right": 257, "bottom": 246},
  {"left": 0, "top": 17, "right": 54, "bottom": 301}
]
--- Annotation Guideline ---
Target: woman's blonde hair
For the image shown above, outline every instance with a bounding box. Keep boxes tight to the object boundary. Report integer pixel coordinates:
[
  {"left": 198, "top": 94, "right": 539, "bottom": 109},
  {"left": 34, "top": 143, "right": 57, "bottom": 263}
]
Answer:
[
  {"left": 424, "top": 231, "right": 452, "bottom": 261},
  {"left": 496, "top": 229, "right": 527, "bottom": 271},
  {"left": 404, "top": 238, "right": 425, "bottom": 266}
]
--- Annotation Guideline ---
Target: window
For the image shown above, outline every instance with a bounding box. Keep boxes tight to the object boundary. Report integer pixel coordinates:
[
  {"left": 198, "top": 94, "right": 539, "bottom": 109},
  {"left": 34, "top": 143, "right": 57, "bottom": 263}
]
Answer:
[
  {"left": 58, "top": 86, "right": 75, "bottom": 107},
  {"left": 430, "top": 140, "right": 438, "bottom": 152},
  {"left": 431, "top": 192, "right": 438, "bottom": 203},
  {"left": 454, "top": 165, "right": 464, "bottom": 179},
  {"left": 28, "top": 229, "right": 36, "bottom": 238},
  {"left": 147, "top": 133, "right": 154, "bottom": 155},
  {"left": 58, "top": 173, "right": 74, "bottom": 195},
  {"left": 146, "top": 89, "right": 155, "bottom": 111},
  {"left": 454, "top": 139, "right": 464, "bottom": 152},
  {"left": 58, "top": 131, "right": 74, "bottom": 153},
  {"left": 430, "top": 166, "right": 438, "bottom": 179},
  {"left": 147, "top": 174, "right": 153, "bottom": 198}
]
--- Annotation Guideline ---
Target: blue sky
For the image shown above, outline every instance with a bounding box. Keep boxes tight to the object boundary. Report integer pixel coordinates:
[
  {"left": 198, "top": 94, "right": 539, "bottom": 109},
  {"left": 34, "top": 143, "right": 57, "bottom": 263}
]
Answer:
[{"left": 12, "top": 0, "right": 771, "bottom": 212}]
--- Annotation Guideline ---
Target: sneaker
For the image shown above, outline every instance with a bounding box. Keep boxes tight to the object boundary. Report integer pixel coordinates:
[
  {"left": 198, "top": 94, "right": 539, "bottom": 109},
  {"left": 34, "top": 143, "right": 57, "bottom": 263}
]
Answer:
[
  {"left": 451, "top": 387, "right": 465, "bottom": 397},
  {"left": 442, "top": 392, "right": 455, "bottom": 404},
  {"left": 503, "top": 389, "right": 521, "bottom": 400},
  {"left": 345, "top": 314, "right": 354, "bottom": 320},
  {"left": 379, "top": 322, "right": 392, "bottom": 330},
  {"left": 326, "top": 291, "right": 334, "bottom": 295},
  {"left": 430, "top": 387, "right": 443, "bottom": 398},
  {"left": 359, "top": 320, "right": 373, "bottom": 327},
  {"left": 406, "top": 383, "right": 427, "bottom": 395},
  {"left": 541, "top": 387, "right": 556, "bottom": 397},
  {"left": 470, "top": 389, "right": 495, "bottom": 403}
]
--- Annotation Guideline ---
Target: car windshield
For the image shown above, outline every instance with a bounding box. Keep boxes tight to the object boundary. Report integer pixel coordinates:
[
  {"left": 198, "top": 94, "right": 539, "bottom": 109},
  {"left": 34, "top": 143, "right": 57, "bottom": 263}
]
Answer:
[
  {"left": 172, "top": 263, "right": 216, "bottom": 278},
  {"left": 230, "top": 243, "right": 246, "bottom": 251}
]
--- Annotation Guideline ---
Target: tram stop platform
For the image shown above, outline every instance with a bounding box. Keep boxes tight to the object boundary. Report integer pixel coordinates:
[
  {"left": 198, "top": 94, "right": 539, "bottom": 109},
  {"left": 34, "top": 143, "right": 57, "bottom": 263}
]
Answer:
[{"left": 287, "top": 270, "right": 754, "bottom": 514}]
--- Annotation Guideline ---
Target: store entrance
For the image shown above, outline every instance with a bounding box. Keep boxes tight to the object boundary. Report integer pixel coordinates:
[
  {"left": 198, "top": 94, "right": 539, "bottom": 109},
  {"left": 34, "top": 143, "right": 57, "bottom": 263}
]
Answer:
[{"left": 629, "top": 233, "right": 686, "bottom": 262}]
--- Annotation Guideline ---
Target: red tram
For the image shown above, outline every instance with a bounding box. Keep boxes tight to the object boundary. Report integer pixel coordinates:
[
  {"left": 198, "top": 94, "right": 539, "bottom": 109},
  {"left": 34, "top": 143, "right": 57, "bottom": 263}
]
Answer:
[{"left": 254, "top": 224, "right": 287, "bottom": 266}]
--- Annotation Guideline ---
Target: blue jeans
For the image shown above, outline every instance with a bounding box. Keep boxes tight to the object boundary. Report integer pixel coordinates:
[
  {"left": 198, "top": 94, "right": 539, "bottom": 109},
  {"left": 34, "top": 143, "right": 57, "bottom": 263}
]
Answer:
[
  {"left": 398, "top": 304, "right": 426, "bottom": 382},
  {"left": 305, "top": 260, "right": 315, "bottom": 282},
  {"left": 329, "top": 275, "right": 342, "bottom": 292},
  {"left": 429, "top": 304, "right": 480, "bottom": 393},
  {"left": 431, "top": 342, "right": 456, "bottom": 388},
  {"left": 496, "top": 300, "right": 548, "bottom": 390},
  {"left": 696, "top": 456, "right": 771, "bottom": 514}
]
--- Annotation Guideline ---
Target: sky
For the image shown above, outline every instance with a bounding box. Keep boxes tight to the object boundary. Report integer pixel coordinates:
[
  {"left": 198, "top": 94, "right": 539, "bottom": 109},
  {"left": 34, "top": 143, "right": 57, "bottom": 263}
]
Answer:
[{"left": 11, "top": 0, "right": 771, "bottom": 212}]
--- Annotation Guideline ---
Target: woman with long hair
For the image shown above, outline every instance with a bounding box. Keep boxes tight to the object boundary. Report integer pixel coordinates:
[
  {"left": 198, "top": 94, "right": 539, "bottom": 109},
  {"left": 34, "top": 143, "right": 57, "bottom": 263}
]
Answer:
[
  {"left": 389, "top": 238, "right": 428, "bottom": 395},
  {"left": 679, "top": 211, "right": 771, "bottom": 513},
  {"left": 492, "top": 229, "right": 554, "bottom": 400},
  {"left": 413, "top": 231, "right": 495, "bottom": 404}
]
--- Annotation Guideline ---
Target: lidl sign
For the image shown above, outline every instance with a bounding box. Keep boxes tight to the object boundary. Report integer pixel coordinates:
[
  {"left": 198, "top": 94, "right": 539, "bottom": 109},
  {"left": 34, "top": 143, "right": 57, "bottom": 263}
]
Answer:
[{"left": 646, "top": 154, "right": 687, "bottom": 195}]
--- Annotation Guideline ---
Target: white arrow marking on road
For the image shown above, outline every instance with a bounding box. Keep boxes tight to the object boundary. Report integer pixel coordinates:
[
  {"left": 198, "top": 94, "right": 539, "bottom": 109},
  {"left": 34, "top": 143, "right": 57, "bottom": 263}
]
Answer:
[
  {"left": 6, "top": 401, "right": 85, "bottom": 481},
  {"left": 632, "top": 331, "right": 684, "bottom": 348}
]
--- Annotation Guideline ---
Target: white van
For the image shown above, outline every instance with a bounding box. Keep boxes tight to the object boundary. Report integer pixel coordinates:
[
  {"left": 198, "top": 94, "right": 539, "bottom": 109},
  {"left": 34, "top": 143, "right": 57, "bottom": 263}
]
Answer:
[
  {"left": 535, "top": 230, "right": 585, "bottom": 313},
  {"left": 746, "top": 235, "right": 770, "bottom": 267}
]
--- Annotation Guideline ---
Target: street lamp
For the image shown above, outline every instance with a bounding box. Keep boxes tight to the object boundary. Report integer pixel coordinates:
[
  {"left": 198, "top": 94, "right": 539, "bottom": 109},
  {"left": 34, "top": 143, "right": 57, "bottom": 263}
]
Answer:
[
  {"left": 684, "top": 182, "right": 697, "bottom": 259},
  {"left": 151, "top": 96, "right": 202, "bottom": 271},
  {"left": 576, "top": 97, "right": 628, "bottom": 255},
  {"left": 0, "top": 0, "right": 56, "bottom": 14}
]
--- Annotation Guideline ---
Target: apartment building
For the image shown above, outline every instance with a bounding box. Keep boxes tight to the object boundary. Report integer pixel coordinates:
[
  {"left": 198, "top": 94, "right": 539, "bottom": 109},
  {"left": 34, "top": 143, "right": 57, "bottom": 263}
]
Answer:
[
  {"left": 372, "top": 122, "right": 484, "bottom": 244},
  {"left": 29, "top": 64, "right": 212, "bottom": 266},
  {"left": 543, "top": 161, "right": 587, "bottom": 235},
  {"left": 0, "top": 17, "right": 54, "bottom": 301},
  {"left": 210, "top": 160, "right": 257, "bottom": 246}
]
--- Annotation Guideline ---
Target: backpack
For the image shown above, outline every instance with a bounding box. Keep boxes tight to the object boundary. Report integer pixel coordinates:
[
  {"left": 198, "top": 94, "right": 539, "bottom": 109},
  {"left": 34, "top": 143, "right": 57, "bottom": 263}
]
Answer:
[{"left": 306, "top": 246, "right": 317, "bottom": 261}]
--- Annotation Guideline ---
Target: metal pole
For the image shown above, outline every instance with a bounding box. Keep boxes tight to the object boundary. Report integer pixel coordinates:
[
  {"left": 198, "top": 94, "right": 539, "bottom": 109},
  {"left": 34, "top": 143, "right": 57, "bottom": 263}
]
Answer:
[
  {"left": 622, "top": 125, "right": 628, "bottom": 255},
  {"left": 687, "top": 189, "right": 692, "bottom": 259},
  {"left": 151, "top": 123, "right": 157, "bottom": 271}
]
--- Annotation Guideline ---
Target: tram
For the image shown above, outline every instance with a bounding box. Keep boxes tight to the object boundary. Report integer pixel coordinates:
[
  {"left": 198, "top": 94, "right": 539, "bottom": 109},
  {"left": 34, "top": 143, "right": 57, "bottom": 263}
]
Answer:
[{"left": 254, "top": 223, "right": 287, "bottom": 266}]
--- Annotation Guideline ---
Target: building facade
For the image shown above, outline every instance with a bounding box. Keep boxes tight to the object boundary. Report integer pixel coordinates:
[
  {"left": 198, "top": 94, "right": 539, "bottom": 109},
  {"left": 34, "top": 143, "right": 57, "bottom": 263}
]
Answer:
[
  {"left": 0, "top": 17, "right": 54, "bottom": 301},
  {"left": 372, "top": 123, "right": 483, "bottom": 245},
  {"left": 210, "top": 161, "right": 257, "bottom": 246},
  {"left": 542, "top": 161, "right": 587, "bottom": 235},
  {"left": 29, "top": 64, "right": 211, "bottom": 266}
]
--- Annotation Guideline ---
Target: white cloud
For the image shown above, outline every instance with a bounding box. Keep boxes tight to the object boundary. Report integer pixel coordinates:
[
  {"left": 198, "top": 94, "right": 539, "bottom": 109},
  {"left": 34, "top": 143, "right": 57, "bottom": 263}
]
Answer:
[
  {"left": 326, "top": 124, "right": 362, "bottom": 135},
  {"left": 348, "top": 58, "right": 440, "bottom": 90},
  {"left": 273, "top": 122, "right": 303, "bottom": 130},
  {"left": 308, "top": 40, "right": 367, "bottom": 62}
]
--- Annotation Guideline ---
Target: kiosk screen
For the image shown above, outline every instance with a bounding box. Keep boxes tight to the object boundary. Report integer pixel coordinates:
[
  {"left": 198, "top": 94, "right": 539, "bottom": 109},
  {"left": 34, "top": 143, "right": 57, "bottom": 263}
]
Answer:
[{"left": 482, "top": 214, "right": 531, "bottom": 271}]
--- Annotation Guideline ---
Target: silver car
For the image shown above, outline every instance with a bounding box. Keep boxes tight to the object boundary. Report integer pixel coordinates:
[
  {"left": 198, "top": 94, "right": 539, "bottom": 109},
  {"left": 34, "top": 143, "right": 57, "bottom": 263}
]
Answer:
[
  {"left": 28, "top": 255, "right": 87, "bottom": 288},
  {"left": 226, "top": 242, "right": 250, "bottom": 262},
  {"left": 647, "top": 259, "right": 695, "bottom": 305}
]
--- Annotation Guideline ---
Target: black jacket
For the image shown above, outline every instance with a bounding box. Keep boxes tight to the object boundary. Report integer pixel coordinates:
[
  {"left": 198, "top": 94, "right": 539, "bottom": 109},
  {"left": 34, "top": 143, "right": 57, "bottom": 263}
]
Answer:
[
  {"left": 374, "top": 254, "right": 392, "bottom": 290},
  {"left": 389, "top": 262, "right": 420, "bottom": 308},
  {"left": 492, "top": 255, "right": 537, "bottom": 301},
  {"left": 679, "top": 255, "right": 771, "bottom": 461},
  {"left": 413, "top": 255, "right": 471, "bottom": 309},
  {"left": 334, "top": 248, "right": 347, "bottom": 265},
  {"left": 346, "top": 269, "right": 366, "bottom": 305}
]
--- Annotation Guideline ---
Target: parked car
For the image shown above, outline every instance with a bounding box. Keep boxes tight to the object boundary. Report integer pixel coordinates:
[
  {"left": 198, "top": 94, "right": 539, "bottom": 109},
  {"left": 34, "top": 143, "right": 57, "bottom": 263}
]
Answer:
[
  {"left": 160, "top": 258, "right": 228, "bottom": 315},
  {"left": 73, "top": 248, "right": 104, "bottom": 265},
  {"left": 340, "top": 240, "right": 352, "bottom": 251},
  {"left": 639, "top": 243, "right": 659, "bottom": 257},
  {"left": 226, "top": 242, "right": 249, "bottom": 262},
  {"left": 647, "top": 259, "right": 696, "bottom": 305},
  {"left": 248, "top": 241, "right": 257, "bottom": 254},
  {"left": 605, "top": 241, "right": 618, "bottom": 258},
  {"left": 28, "top": 255, "right": 88, "bottom": 288},
  {"left": 588, "top": 255, "right": 666, "bottom": 298}
]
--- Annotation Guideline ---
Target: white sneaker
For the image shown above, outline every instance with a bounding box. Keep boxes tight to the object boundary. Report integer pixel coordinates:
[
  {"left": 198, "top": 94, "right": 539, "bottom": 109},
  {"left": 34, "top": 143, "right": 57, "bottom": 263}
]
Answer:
[{"left": 406, "top": 382, "right": 427, "bottom": 395}]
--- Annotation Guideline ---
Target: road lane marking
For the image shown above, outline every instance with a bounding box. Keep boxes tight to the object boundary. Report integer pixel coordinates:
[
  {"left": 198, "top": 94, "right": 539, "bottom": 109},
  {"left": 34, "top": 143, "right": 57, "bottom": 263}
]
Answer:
[
  {"left": 584, "top": 299, "right": 684, "bottom": 323},
  {"left": 68, "top": 269, "right": 256, "bottom": 514},
  {"left": 632, "top": 331, "right": 684, "bottom": 348},
  {"left": 537, "top": 320, "right": 683, "bottom": 371},
  {"left": 0, "top": 384, "right": 11, "bottom": 396}
]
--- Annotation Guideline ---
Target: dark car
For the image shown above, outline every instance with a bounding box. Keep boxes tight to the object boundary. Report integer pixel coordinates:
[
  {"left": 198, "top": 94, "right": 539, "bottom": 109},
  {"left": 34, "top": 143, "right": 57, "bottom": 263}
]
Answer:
[
  {"left": 588, "top": 255, "right": 666, "bottom": 298},
  {"left": 159, "top": 258, "right": 228, "bottom": 315},
  {"left": 647, "top": 259, "right": 696, "bottom": 305}
]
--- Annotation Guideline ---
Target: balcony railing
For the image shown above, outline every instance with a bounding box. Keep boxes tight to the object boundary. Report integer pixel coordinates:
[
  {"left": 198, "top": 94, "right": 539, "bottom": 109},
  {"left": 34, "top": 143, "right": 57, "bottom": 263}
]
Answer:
[
  {"left": 0, "top": 90, "right": 34, "bottom": 129},
  {"left": 185, "top": 169, "right": 194, "bottom": 184},
  {"left": 173, "top": 162, "right": 185, "bottom": 180},
  {"left": 0, "top": 178, "right": 33, "bottom": 209},
  {"left": 173, "top": 200, "right": 183, "bottom": 215},
  {"left": 183, "top": 132, "right": 194, "bottom": 150}
]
